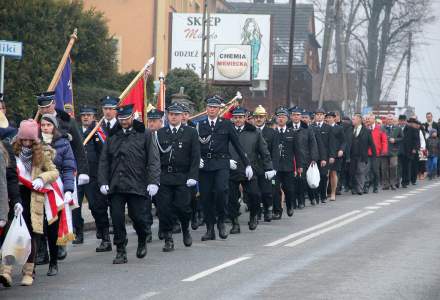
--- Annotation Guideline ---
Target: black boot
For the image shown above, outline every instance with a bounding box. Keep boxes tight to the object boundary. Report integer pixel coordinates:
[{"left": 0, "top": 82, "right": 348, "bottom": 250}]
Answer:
[
  {"left": 191, "top": 212, "right": 199, "bottom": 230},
  {"left": 172, "top": 223, "right": 182, "bottom": 234},
  {"left": 197, "top": 211, "right": 205, "bottom": 227},
  {"left": 146, "top": 227, "right": 153, "bottom": 243},
  {"left": 248, "top": 215, "right": 258, "bottom": 231},
  {"left": 230, "top": 218, "right": 241, "bottom": 234},
  {"left": 158, "top": 230, "right": 165, "bottom": 240},
  {"left": 72, "top": 224, "right": 84, "bottom": 245},
  {"left": 47, "top": 262, "right": 58, "bottom": 276},
  {"left": 287, "top": 207, "right": 294, "bottom": 217},
  {"left": 113, "top": 244, "right": 127, "bottom": 264},
  {"left": 136, "top": 237, "right": 147, "bottom": 258},
  {"left": 96, "top": 228, "right": 112, "bottom": 252},
  {"left": 310, "top": 199, "right": 316, "bottom": 206},
  {"left": 182, "top": 229, "right": 192, "bottom": 247},
  {"left": 201, "top": 224, "right": 216, "bottom": 241},
  {"left": 163, "top": 233, "right": 174, "bottom": 252},
  {"left": 264, "top": 208, "right": 273, "bottom": 222},
  {"left": 217, "top": 221, "right": 228, "bottom": 239},
  {"left": 272, "top": 211, "right": 282, "bottom": 220},
  {"left": 35, "top": 236, "right": 49, "bottom": 265},
  {"left": 57, "top": 246, "right": 67, "bottom": 261}
]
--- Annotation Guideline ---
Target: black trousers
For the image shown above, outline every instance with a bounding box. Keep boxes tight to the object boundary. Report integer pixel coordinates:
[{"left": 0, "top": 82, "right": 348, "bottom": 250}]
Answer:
[
  {"left": 257, "top": 174, "right": 273, "bottom": 211},
  {"left": 313, "top": 162, "right": 328, "bottom": 201},
  {"left": 199, "top": 168, "right": 229, "bottom": 225},
  {"left": 110, "top": 193, "right": 149, "bottom": 246},
  {"left": 401, "top": 156, "right": 416, "bottom": 186},
  {"left": 228, "top": 178, "right": 261, "bottom": 219},
  {"left": 156, "top": 184, "right": 192, "bottom": 233},
  {"left": 294, "top": 174, "right": 306, "bottom": 207},
  {"left": 273, "top": 171, "right": 295, "bottom": 214},
  {"left": 73, "top": 178, "right": 110, "bottom": 235},
  {"left": 44, "top": 214, "right": 59, "bottom": 265}
]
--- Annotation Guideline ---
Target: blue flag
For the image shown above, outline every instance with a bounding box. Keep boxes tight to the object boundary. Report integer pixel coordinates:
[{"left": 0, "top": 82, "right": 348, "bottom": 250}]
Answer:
[{"left": 55, "top": 57, "right": 74, "bottom": 114}]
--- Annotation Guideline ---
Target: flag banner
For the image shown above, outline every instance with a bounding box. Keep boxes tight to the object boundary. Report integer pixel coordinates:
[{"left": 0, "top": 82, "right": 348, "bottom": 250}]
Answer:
[
  {"left": 55, "top": 57, "right": 74, "bottom": 115},
  {"left": 120, "top": 77, "right": 146, "bottom": 121},
  {"left": 157, "top": 74, "right": 166, "bottom": 112}
]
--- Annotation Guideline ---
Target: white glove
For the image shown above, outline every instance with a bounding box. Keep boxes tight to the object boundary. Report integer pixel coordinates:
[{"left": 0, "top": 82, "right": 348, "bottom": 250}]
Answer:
[
  {"left": 245, "top": 165, "right": 254, "bottom": 181},
  {"left": 32, "top": 178, "right": 44, "bottom": 190},
  {"left": 100, "top": 185, "right": 109, "bottom": 195},
  {"left": 0, "top": 220, "right": 6, "bottom": 227},
  {"left": 64, "top": 191, "right": 73, "bottom": 204},
  {"left": 265, "top": 170, "right": 277, "bottom": 180},
  {"left": 186, "top": 179, "right": 197, "bottom": 187},
  {"left": 147, "top": 184, "right": 159, "bottom": 197},
  {"left": 78, "top": 174, "right": 90, "bottom": 186},
  {"left": 14, "top": 203, "right": 23, "bottom": 216},
  {"left": 199, "top": 158, "right": 204, "bottom": 169},
  {"left": 230, "top": 159, "right": 238, "bottom": 170}
]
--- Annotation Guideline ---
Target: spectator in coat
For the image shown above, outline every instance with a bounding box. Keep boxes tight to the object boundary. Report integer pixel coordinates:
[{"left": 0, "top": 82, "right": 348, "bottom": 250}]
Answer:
[
  {"left": 381, "top": 115, "right": 403, "bottom": 190},
  {"left": 426, "top": 129, "right": 440, "bottom": 179}
]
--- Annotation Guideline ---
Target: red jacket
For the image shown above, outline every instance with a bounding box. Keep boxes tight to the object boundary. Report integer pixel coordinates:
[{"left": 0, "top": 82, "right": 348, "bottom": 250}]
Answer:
[{"left": 368, "top": 125, "right": 388, "bottom": 156}]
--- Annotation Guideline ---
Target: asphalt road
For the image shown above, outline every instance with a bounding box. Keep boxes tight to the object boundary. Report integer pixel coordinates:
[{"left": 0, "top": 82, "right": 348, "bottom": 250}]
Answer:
[{"left": 2, "top": 180, "right": 440, "bottom": 300}]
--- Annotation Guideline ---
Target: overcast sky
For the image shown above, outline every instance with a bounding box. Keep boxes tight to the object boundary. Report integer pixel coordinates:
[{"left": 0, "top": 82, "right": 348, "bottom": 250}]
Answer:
[{"left": 227, "top": 0, "right": 440, "bottom": 120}]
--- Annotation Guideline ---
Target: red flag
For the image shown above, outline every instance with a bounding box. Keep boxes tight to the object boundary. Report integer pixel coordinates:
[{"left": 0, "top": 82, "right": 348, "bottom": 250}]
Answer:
[{"left": 120, "top": 77, "right": 146, "bottom": 121}]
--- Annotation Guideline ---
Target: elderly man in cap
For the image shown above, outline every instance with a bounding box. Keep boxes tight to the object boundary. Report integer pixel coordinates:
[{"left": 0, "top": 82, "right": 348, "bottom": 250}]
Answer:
[
  {"left": 72, "top": 105, "right": 112, "bottom": 252},
  {"left": 147, "top": 109, "right": 164, "bottom": 132},
  {"left": 198, "top": 96, "right": 251, "bottom": 241},
  {"left": 273, "top": 106, "right": 304, "bottom": 219},
  {"left": 253, "top": 105, "right": 279, "bottom": 221},
  {"left": 98, "top": 104, "right": 160, "bottom": 264},
  {"left": 155, "top": 103, "right": 200, "bottom": 251},
  {"left": 227, "top": 106, "right": 273, "bottom": 233},
  {"left": 311, "top": 108, "right": 336, "bottom": 204},
  {"left": 36, "top": 91, "right": 89, "bottom": 262}
]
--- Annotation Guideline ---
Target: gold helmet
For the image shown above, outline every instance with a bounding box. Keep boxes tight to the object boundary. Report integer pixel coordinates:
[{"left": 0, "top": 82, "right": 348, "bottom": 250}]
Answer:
[{"left": 253, "top": 105, "right": 267, "bottom": 116}]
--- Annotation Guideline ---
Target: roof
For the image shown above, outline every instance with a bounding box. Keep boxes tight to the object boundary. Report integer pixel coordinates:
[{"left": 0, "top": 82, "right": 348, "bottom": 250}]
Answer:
[
  {"left": 312, "top": 73, "right": 358, "bottom": 102},
  {"left": 228, "top": 2, "right": 319, "bottom": 66}
]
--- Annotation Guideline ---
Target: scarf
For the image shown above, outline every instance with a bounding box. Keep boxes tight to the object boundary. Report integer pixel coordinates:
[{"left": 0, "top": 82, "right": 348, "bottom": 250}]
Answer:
[
  {"left": 19, "top": 146, "right": 33, "bottom": 173},
  {"left": 42, "top": 133, "right": 53, "bottom": 144}
]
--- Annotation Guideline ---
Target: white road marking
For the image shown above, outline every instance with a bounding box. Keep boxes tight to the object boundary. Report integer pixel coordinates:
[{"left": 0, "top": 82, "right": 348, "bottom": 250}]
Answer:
[
  {"left": 364, "top": 206, "right": 381, "bottom": 210},
  {"left": 416, "top": 188, "right": 428, "bottom": 191},
  {"left": 182, "top": 255, "right": 253, "bottom": 282},
  {"left": 394, "top": 195, "right": 407, "bottom": 199},
  {"left": 385, "top": 199, "right": 401, "bottom": 203},
  {"left": 376, "top": 202, "right": 391, "bottom": 206},
  {"left": 264, "top": 210, "right": 362, "bottom": 247},
  {"left": 134, "top": 292, "right": 160, "bottom": 300},
  {"left": 284, "top": 211, "right": 375, "bottom": 247}
]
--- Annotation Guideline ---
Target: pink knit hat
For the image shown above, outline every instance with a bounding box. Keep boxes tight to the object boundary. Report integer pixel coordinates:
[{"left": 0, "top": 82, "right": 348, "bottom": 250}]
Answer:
[{"left": 17, "top": 119, "right": 40, "bottom": 142}]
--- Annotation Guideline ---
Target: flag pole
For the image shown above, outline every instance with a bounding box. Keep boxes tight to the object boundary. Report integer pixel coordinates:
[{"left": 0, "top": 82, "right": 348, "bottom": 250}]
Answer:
[
  {"left": 83, "top": 57, "right": 155, "bottom": 145},
  {"left": 189, "top": 91, "right": 242, "bottom": 120},
  {"left": 35, "top": 29, "right": 78, "bottom": 120}
]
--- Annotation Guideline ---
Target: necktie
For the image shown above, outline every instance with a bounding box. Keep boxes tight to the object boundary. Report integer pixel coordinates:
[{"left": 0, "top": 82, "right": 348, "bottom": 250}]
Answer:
[
  {"left": 106, "top": 121, "right": 110, "bottom": 132},
  {"left": 210, "top": 121, "right": 215, "bottom": 130},
  {"left": 172, "top": 127, "right": 177, "bottom": 134},
  {"left": 236, "top": 127, "right": 241, "bottom": 134}
]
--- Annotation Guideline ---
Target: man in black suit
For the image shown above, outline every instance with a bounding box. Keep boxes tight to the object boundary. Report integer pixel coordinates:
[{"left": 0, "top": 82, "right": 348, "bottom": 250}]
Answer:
[
  {"left": 402, "top": 118, "right": 421, "bottom": 187},
  {"left": 253, "top": 105, "right": 279, "bottom": 222},
  {"left": 155, "top": 103, "right": 200, "bottom": 252},
  {"left": 424, "top": 112, "right": 439, "bottom": 133},
  {"left": 326, "top": 112, "right": 346, "bottom": 201},
  {"left": 273, "top": 107, "right": 304, "bottom": 219},
  {"left": 350, "top": 114, "right": 376, "bottom": 194},
  {"left": 311, "top": 108, "right": 336, "bottom": 203},
  {"left": 198, "top": 96, "right": 251, "bottom": 241},
  {"left": 100, "top": 96, "right": 119, "bottom": 137}
]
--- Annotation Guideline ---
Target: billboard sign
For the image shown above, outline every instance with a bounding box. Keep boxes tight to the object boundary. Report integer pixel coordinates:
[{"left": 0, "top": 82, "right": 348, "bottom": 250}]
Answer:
[{"left": 213, "top": 44, "right": 251, "bottom": 83}]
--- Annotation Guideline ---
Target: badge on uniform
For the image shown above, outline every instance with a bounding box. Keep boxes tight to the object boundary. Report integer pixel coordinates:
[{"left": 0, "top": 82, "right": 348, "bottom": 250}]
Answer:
[{"left": 178, "top": 142, "right": 183, "bottom": 148}]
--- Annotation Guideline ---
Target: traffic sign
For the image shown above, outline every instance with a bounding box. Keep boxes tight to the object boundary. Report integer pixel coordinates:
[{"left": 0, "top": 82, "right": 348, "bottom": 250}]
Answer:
[{"left": 0, "top": 40, "right": 23, "bottom": 59}]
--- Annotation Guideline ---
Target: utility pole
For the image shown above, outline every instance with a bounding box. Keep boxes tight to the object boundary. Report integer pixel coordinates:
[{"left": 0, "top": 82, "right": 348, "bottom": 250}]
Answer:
[
  {"left": 286, "top": 0, "right": 297, "bottom": 107},
  {"left": 356, "top": 68, "right": 364, "bottom": 113},
  {"left": 404, "top": 32, "right": 412, "bottom": 108},
  {"left": 201, "top": 0, "right": 211, "bottom": 100}
]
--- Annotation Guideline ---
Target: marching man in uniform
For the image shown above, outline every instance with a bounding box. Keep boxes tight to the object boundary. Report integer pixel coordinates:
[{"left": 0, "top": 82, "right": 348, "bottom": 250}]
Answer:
[
  {"left": 155, "top": 103, "right": 200, "bottom": 252},
  {"left": 98, "top": 104, "right": 160, "bottom": 264},
  {"left": 198, "top": 96, "right": 252, "bottom": 241}
]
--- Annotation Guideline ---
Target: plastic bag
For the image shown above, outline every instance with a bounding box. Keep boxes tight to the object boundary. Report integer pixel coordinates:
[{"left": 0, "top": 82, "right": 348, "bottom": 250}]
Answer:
[
  {"left": 0, "top": 213, "right": 32, "bottom": 266},
  {"left": 306, "top": 162, "right": 320, "bottom": 189}
]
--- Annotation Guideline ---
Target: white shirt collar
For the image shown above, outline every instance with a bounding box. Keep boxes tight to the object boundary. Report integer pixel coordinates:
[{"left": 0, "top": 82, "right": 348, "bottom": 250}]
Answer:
[
  {"left": 208, "top": 117, "right": 218, "bottom": 125},
  {"left": 105, "top": 118, "right": 117, "bottom": 128},
  {"left": 169, "top": 123, "right": 181, "bottom": 132},
  {"left": 293, "top": 122, "right": 300, "bottom": 128},
  {"left": 277, "top": 125, "right": 287, "bottom": 132},
  {"left": 235, "top": 125, "right": 244, "bottom": 131},
  {"left": 82, "top": 126, "right": 88, "bottom": 133},
  {"left": 257, "top": 124, "right": 265, "bottom": 130}
]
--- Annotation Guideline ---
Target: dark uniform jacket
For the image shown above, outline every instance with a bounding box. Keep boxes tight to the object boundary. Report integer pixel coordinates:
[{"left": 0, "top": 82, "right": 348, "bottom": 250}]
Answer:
[
  {"left": 83, "top": 121, "right": 104, "bottom": 179},
  {"left": 53, "top": 109, "right": 88, "bottom": 175},
  {"left": 275, "top": 127, "right": 304, "bottom": 172},
  {"left": 403, "top": 125, "right": 421, "bottom": 158},
  {"left": 98, "top": 120, "right": 160, "bottom": 196},
  {"left": 156, "top": 125, "right": 200, "bottom": 186},
  {"left": 311, "top": 122, "right": 336, "bottom": 161},
  {"left": 294, "top": 122, "right": 319, "bottom": 166},
  {"left": 382, "top": 125, "right": 403, "bottom": 157},
  {"left": 330, "top": 123, "right": 347, "bottom": 157},
  {"left": 342, "top": 122, "right": 353, "bottom": 161},
  {"left": 229, "top": 123, "right": 272, "bottom": 180},
  {"left": 197, "top": 117, "right": 250, "bottom": 171},
  {"left": 350, "top": 126, "right": 376, "bottom": 162},
  {"left": 101, "top": 118, "right": 119, "bottom": 137},
  {"left": 259, "top": 125, "right": 279, "bottom": 172}
]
